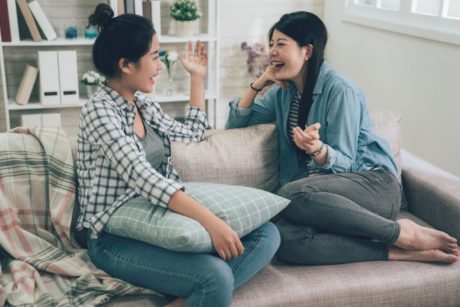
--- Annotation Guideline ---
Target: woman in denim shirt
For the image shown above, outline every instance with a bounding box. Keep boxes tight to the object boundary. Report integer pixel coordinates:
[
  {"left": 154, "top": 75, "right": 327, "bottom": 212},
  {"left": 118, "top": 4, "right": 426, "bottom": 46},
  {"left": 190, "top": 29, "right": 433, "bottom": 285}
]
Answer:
[{"left": 227, "top": 11, "right": 459, "bottom": 264}]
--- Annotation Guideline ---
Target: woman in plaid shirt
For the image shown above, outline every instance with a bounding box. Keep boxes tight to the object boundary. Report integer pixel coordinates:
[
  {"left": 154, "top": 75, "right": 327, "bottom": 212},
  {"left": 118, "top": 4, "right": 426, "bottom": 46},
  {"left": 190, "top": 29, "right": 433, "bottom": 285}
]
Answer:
[{"left": 77, "top": 4, "right": 280, "bottom": 307}]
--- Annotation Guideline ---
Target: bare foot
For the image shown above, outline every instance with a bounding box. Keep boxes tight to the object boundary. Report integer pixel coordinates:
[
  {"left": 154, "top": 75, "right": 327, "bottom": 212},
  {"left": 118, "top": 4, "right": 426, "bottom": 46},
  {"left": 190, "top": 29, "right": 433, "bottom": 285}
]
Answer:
[
  {"left": 165, "top": 298, "right": 186, "bottom": 307},
  {"left": 389, "top": 247, "right": 458, "bottom": 264},
  {"left": 394, "top": 219, "right": 458, "bottom": 253}
]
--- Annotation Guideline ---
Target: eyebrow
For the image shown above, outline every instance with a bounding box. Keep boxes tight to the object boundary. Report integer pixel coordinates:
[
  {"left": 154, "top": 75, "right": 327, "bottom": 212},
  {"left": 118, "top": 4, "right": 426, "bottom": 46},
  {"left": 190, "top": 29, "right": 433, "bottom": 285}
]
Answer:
[{"left": 150, "top": 50, "right": 159, "bottom": 55}]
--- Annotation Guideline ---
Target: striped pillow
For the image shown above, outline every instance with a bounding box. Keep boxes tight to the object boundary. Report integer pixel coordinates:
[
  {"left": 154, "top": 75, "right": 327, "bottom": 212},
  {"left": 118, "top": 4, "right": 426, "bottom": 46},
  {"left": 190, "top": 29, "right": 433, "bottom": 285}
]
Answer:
[{"left": 104, "top": 182, "right": 289, "bottom": 252}]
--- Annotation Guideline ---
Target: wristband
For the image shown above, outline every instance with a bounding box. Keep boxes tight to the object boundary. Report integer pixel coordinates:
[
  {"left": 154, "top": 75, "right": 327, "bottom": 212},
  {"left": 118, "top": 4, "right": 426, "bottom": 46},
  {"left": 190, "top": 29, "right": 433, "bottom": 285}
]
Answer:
[
  {"left": 309, "top": 142, "right": 325, "bottom": 157},
  {"left": 250, "top": 82, "right": 263, "bottom": 92}
]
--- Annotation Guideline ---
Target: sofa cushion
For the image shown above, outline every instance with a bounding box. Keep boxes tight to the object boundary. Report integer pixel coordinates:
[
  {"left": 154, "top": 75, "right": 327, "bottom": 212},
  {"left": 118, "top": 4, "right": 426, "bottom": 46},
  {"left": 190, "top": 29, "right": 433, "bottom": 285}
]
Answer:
[
  {"left": 104, "top": 182, "right": 289, "bottom": 252},
  {"left": 171, "top": 124, "right": 279, "bottom": 192}
]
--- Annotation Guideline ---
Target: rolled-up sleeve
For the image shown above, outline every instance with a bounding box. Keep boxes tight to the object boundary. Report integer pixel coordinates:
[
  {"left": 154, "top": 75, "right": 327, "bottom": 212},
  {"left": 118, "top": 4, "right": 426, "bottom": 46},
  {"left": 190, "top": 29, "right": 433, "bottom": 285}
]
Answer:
[
  {"left": 308, "top": 85, "right": 361, "bottom": 173},
  {"left": 225, "top": 86, "right": 279, "bottom": 129},
  {"left": 86, "top": 102, "right": 183, "bottom": 208}
]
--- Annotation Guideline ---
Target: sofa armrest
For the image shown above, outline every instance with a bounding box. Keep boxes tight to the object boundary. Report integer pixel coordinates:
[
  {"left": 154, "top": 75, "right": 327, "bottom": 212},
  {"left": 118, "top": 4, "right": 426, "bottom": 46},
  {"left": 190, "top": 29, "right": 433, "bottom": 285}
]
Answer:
[{"left": 401, "top": 149, "right": 460, "bottom": 240}]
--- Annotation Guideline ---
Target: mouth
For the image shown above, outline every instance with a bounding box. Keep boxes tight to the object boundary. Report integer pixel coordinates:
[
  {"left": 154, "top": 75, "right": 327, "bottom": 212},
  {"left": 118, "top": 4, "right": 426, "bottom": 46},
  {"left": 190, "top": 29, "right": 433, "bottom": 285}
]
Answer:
[
  {"left": 271, "top": 60, "right": 285, "bottom": 71},
  {"left": 149, "top": 74, "right": 159, "bottom": 82}
]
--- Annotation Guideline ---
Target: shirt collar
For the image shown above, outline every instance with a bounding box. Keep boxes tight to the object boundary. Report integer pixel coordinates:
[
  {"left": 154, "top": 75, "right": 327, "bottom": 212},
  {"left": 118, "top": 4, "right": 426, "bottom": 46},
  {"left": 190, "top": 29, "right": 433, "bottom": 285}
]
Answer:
[
  {"left": 99, "top": 84, "right": 135, "bottom": 112},
  {"left": 286, "top": 59, "right": 330, "bottom": 96}
]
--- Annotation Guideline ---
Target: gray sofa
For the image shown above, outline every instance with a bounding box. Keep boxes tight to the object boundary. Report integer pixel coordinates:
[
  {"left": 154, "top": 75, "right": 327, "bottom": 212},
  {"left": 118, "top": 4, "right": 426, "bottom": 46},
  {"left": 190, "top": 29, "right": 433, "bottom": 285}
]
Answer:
[{"left": 104, "top": 111, "right": 460, "bottom": 307}]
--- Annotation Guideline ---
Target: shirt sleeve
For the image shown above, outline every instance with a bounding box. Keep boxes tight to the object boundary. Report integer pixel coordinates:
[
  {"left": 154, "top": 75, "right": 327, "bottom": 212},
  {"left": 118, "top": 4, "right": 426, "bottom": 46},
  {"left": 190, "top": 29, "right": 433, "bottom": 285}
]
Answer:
[
  {"left": 157, "top": 104, "right": 208, "bottom": 143},
  {"left": 308, "top": 85, "right": 361, "bottom": 173},
  {"left": 225, "top": 85, "right": 278, "bottom": 129},
  {"left": 85, "top": 101, "right": 183, "bottom": 208}
]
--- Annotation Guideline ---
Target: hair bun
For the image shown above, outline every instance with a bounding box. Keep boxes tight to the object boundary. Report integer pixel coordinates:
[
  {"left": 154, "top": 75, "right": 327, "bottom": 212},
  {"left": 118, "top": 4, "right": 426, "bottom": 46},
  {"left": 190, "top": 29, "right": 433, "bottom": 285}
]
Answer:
[{"left": 88, "top": 3, "right": 114, "bottom": 30}]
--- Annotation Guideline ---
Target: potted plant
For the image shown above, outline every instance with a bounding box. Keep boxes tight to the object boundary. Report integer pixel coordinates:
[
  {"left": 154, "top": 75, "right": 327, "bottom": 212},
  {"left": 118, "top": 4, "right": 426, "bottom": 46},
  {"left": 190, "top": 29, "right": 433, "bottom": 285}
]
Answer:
[
  {"left": 170, "top": 0, "right": 200, "bottom": 37},
  {"left": 81, "top": 70, "right": 105, "bottom": 98}
]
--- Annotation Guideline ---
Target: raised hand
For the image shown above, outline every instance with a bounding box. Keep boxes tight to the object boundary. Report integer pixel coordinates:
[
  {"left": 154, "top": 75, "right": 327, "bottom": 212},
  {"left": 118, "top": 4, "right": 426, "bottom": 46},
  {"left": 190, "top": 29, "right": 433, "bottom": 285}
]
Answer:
[
  {"left": 180, "top": 40, "right": 207, "bottom": 78},
  {"left": 293, "top": 123, "right": 321, "bottom": 152}
]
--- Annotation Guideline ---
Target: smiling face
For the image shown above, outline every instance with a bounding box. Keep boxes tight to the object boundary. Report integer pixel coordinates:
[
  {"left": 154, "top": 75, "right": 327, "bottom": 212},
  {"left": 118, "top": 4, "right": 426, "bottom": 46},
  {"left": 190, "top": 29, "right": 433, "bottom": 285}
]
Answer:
[
  {"left": 124, "top": 33, "right": 162, "bottom": 94},
  {"left": 269, "top": 29, "right": 309, "bottom": 86}
]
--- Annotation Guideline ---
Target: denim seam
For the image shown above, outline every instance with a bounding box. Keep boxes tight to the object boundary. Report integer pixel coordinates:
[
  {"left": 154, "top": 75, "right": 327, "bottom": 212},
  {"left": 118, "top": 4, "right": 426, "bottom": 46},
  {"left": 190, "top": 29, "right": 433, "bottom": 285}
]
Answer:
[
  {"left": 230, "top": 229, "right": 263, "bottom": 274},
  {"left": 300, "top": 192, "right": 399, "bottom": 244},
  {"left": 93, "top": 244, "right": 210, "bottom": 307}
]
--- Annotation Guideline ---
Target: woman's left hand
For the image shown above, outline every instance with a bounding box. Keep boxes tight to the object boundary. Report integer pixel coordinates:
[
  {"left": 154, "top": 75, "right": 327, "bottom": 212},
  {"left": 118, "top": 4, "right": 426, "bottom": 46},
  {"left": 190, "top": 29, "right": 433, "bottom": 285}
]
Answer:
[
  {"left": 293, "top": 123, "right": 321, "bottom": 153},
  {"left": 180, "top": 40, "right": 207, "bottom": 78}
]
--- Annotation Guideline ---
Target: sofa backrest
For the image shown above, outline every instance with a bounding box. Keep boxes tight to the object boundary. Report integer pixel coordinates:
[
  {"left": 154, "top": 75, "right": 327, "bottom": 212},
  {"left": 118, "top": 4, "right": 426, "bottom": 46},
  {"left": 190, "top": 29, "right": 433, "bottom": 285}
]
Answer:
[
  {"left": 171, "top": 123, "right": 279, "bottom": 192},
  {"left": 171, "top": 111, "right": 402, "bottom": 192}
]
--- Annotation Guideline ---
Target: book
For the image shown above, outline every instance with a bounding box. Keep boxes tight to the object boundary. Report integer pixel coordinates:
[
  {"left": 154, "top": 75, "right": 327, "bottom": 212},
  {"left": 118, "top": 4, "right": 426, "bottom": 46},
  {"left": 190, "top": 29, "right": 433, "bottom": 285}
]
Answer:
[
  {"left": 125, "top": 0, "right": 134, "bottom": 14},
  {"left": 7, "top": 0, "right": 20, "bottom": 41},
  {"left": 142, "top": 0, "right": 151, "bottom": 20},
  {"left": 134, "top": 0, "right": 143, "bottom": 16},
  {"left": 15, "top": 64, "right": 38, "bottom": 105},
  {"left": 16, "top": 0, "right": 41, "bottom": 42},
  {"left": 0, "top": 0, "right": 12, "bottom": 42},
  {"left": 118, "top": 0, "right": 125, "bottom": 15},
  {"left": 150, "top": 0, "right": 161, "bottom": 37},
  {"left": 109, "top": 0, "right": 118, "bottom": 16},
  {"left": 28, "top": 0, "right": 57, "bottom": 40}
]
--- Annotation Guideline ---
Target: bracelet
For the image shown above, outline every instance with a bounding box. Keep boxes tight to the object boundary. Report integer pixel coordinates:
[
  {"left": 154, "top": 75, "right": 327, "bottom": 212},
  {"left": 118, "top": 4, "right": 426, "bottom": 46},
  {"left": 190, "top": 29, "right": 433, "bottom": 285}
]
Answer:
[
  {"left": 250, "top": 82, "right": 263, "bottom": 92},
  {"left": 309, "top": 142, "right": 325, "bottom": 157}
]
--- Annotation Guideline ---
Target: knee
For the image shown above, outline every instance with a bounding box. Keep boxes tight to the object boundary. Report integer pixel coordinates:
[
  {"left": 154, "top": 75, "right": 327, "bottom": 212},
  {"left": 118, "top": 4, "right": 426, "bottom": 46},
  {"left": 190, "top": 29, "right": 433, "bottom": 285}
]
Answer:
[
  {"left": 258, "top": 222, "right": 281, "bottom": 254},
  {"left": 197, "top": 259, "right": 234, "bottom": 298},
  {"left": 278, "top": 180, "right": 317, "bottom": 202}
]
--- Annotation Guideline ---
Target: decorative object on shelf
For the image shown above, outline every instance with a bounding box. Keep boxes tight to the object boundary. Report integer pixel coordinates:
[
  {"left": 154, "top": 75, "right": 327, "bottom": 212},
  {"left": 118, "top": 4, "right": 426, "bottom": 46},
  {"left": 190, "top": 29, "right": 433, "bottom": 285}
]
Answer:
[
  {"left": 65, "top": 26, "right": 77, "bottom": 39},
  {"left": 81, "top": 70, "right": 105, "bottom": 98},
  {"left": 160, "top": 49, "right": 178, "bottom": 96},
  {"left": 170, "top": 0, "right": 200, "bottom": 37},
  {"left": 241, "top": 41, "right": 270, "bottom": 78},
  {"left": 84, "top": 25, "right": 97, "bottom": 39}
]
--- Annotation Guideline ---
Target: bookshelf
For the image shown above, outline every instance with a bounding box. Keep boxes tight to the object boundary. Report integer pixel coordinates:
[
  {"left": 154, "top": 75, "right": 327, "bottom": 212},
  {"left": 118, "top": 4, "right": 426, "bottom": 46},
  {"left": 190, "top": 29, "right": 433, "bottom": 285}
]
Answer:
[{"left": 0, "top": 0, "right": 220, "bottom": 133}]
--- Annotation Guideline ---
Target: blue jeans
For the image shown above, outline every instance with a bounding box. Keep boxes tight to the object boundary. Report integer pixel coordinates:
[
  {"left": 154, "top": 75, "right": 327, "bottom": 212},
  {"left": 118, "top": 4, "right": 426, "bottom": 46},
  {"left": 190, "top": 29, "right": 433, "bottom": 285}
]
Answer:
[
  {"left": 276, "top": 168, "right": 401, "bottom": 265},
  {"left": 87, "top": 222, "right": 280, "bottom": 307}
]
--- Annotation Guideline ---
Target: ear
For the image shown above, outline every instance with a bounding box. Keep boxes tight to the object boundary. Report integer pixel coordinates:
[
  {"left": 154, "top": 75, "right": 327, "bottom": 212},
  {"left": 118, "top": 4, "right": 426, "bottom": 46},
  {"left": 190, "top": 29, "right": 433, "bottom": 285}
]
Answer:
[
  {"left": 305, "top": 44, "right": 314, "bottom": 61},
  {"left": 118, "top": 58, "right": 133, "bottom": 75}
]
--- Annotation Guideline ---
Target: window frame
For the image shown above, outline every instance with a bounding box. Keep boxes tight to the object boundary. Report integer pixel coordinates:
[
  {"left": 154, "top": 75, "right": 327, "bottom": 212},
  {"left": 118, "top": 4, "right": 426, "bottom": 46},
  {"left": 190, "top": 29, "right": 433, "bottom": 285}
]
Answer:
[{"left": 343, "top": 0, "right": 460, "bottom": 46}]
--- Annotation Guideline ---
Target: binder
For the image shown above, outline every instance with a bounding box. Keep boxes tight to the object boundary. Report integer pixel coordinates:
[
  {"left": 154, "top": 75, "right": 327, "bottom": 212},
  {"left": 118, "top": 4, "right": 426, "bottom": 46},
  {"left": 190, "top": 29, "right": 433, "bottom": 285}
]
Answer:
[
  {"left": 118, "top": 0, "right": 125, "bottom": 15},
  {"left": 0, "top": 0, "right": 12, "bottom": 42},
  {"left": 41, "top": 113, "right": 61, "bottom": 127},
  {"left": 151, "top": 0, "right": 161, "bottom": 37},
  {"left": 16, "top": 0, "right": 42, "bottom": 42},
  {"left": 38, "top": 51, "right": 60, "bottom": 105},
  {"left": 57, "top": 50, "right": 79, "bottom": 104},
  {"left": 109, "top": 0, "right": 118, "bottom": 16},
  {"left": 125, "top": 0, "right": 135, "bottom": 14},
  {"left": 7, "top": 0, "right": 20, "bottom": 41},
  {"left": 16, "top": 65, "right": 39, "bottom": 105},
  {"left": 28, "top": 0, "right": 57, "bottom": 40},
  {"left": 21, "top": 114, "right": 42, "bottom": 127}
]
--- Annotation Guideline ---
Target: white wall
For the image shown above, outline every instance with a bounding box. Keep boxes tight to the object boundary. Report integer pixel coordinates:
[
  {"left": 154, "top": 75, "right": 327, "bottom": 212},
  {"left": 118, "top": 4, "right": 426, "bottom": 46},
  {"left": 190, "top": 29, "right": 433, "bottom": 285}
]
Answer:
[
  {"left": 323, "top": 1, "right": 460, "bottom": 176},
  {"left": 217, "top": 0, "right": 324, "bottom": 127}
]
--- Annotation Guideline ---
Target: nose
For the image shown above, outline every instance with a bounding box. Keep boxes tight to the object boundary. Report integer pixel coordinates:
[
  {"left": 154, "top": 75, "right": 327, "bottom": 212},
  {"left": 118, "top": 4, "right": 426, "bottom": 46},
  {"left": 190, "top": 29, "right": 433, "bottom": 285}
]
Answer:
[{"left": 269, "top": 45, "right": 278, "bottom": 57}]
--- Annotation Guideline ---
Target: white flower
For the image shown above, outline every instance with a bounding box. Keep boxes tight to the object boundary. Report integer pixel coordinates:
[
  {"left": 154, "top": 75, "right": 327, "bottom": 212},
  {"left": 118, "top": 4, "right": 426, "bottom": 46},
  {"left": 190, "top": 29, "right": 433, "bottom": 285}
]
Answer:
[
  {"left": 81, "top": 70, "right": 105, "bottom": 85},
  {"left": 167, "top": 51, "right": 178, "bottom": 62}
]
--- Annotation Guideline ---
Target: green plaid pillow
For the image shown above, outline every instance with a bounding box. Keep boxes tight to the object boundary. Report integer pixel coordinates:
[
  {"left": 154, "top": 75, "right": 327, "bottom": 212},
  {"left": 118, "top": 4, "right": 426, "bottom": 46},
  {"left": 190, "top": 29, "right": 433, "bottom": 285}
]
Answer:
[{"left": 104, "top": 182, "right": 289, "bottom": 252}]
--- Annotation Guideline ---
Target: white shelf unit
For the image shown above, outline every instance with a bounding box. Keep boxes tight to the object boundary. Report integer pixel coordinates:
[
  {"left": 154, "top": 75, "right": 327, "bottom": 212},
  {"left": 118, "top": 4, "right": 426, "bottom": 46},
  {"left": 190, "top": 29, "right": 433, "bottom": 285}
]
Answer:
[{"left": 0, "top": 0, "right": 220, "bottom": 131}]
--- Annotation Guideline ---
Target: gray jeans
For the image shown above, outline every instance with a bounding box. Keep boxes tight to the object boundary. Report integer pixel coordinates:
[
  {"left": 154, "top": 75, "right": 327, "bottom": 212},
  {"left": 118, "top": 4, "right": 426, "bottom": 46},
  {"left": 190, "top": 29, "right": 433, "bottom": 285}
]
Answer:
[{"left": 276, "top": 168, "right": 401, "bottom": 265}]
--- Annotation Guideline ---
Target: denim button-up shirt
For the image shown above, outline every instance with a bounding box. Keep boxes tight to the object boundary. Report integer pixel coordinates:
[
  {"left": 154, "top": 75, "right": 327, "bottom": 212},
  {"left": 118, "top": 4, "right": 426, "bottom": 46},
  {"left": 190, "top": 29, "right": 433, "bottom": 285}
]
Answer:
[{"left": 226, "top": 60, "right": 397, "bottom": 187}]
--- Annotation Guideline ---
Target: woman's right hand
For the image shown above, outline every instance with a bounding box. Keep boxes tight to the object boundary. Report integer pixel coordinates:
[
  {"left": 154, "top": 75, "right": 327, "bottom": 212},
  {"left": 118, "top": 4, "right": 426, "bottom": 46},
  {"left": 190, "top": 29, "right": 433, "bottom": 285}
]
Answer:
[
  {"left": 202, "top": 216, "right": 244, "bottom": 260},
  {"left": 253, "top": 64, "right": 287, "bottom": 90}
]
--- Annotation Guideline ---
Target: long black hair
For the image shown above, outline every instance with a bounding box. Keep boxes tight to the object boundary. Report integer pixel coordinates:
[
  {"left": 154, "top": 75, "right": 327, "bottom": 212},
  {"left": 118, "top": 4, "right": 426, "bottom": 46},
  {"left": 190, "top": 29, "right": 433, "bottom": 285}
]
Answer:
[
  {"left": 269, "top": 11, "right": 328, "bottom": 129},
  {"left": 88, "top": 3, "right": 155, "bottom": 78}
]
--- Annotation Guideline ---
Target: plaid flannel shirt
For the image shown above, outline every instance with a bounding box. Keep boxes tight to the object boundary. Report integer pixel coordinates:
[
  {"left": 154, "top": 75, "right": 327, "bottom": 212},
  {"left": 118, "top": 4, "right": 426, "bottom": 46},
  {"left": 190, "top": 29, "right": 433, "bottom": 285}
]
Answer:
[{"left": 76, "top": 85, "right": 208, "bottom": 238}]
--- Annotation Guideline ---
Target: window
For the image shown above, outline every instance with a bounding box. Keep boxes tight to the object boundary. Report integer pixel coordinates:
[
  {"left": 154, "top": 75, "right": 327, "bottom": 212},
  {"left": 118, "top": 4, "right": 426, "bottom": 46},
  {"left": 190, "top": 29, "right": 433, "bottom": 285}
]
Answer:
[{"left": 343, "top": 0, "right": 460, "bottom": 45}]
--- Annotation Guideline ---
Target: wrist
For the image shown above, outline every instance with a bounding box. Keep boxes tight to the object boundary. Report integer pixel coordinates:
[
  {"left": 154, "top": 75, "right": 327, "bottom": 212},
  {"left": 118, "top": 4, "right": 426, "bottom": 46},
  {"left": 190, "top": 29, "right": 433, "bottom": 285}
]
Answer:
[
  {"left": 251, "top": 79, "right": 266, "bottom": 91},
  {"left": 309, "top": 141, "right": 325, "bottom": 157}
]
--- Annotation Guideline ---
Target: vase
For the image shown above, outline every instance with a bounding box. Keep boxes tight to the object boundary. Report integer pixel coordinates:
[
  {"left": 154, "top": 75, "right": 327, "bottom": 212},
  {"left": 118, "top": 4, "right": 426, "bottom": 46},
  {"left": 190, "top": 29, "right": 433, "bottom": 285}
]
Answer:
[
  {"left": 163, "top": 78, "right": 176, "bottom": 96},
  {"left": 86, "top": 84, "right": 98, "bottom": 98},
  {"left": 174, "top": 20, "right": 198, "bottom": 37}
]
